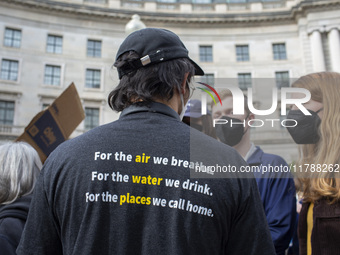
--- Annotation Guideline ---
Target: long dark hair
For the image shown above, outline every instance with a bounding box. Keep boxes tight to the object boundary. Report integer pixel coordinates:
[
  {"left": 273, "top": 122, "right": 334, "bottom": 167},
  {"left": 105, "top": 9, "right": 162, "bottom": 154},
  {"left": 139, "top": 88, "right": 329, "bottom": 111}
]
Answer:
[{"left": 108, "top": 51, "right": 195, "bottom": 112}]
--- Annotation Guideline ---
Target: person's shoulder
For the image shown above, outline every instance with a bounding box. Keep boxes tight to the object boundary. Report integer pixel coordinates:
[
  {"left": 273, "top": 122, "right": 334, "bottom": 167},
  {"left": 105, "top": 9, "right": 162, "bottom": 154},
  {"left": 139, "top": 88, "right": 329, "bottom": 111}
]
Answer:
[
  {"left": 257, "top": 147, "right": 288, "bottom": 165},
  {"left": 253, "top": 147, "right": 294, "bottom": 179},
  {"left": 0, "top": 215, "right": 22, "bottom": 227},
  {"left": 0, "top": 215, "right": 24, "bottom": 255},
  {"left": 39, "top": 121, "right": 116, "bottom": 177},
  {"left": 51, "top": 122, "right": 115, "bottom": 156},
  {"left": 0, "top": 214, "right": 25, "bottom": 238}
]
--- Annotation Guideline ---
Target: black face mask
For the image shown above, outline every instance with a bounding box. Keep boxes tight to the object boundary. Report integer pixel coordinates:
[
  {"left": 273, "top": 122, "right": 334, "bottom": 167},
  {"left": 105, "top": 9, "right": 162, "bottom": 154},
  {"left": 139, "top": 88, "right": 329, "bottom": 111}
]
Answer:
[
  {"left": 286, "top": 109, "right": 322, "bottom": 144},
  {"left": 215, "top": 116, "right": 246, "bottom": 147}
]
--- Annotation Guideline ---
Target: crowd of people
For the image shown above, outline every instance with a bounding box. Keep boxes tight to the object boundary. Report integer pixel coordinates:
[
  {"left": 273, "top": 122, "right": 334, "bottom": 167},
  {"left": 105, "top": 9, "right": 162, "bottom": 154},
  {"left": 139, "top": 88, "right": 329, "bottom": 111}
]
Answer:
[{"left": 0, "top": 28, "right": 339, "bottom": 255}]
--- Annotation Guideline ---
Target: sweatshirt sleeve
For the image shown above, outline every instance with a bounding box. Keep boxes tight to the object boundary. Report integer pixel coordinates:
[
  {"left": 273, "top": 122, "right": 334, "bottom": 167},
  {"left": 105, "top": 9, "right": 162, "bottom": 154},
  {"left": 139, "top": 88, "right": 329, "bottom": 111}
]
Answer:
[
  {"left": 17, "top": 166, "right": 63, "bottom": 255},
  {"left": 225, "top": 178, "right": 276, "bottom": 255}
]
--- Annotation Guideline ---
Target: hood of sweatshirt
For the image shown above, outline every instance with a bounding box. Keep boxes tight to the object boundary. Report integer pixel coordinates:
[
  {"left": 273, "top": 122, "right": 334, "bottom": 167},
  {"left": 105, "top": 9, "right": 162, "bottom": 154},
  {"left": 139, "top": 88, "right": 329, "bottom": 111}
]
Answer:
[{"left": 0, "top": 195, "right": 32, "bottom": 221}]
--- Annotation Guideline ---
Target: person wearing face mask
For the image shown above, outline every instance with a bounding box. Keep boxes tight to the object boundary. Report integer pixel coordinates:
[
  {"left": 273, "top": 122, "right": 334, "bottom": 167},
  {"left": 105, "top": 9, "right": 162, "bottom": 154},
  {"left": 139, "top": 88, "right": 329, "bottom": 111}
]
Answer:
[
  {"left": 286, "top": 72, "right": 340, "bottom": 255},
  {"left": 211, "top": 90, "right": 296, "bottom": 255},
  {"left": 17, "top": 28, "right": 275, "bottom": 255}
]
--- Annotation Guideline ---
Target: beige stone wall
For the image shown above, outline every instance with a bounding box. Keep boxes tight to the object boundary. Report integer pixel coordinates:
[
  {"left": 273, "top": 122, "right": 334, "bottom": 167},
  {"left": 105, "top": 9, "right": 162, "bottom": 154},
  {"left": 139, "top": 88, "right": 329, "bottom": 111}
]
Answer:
[{"left": 0, "top": 0, "right": 339, "bottom": 162}]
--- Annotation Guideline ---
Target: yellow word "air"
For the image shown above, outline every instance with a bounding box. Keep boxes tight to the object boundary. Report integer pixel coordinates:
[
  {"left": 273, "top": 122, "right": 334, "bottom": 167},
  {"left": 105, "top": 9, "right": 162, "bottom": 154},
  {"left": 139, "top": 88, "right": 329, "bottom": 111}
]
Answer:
[{"left": 135, "top": 153, "right": 150, "bottom": 163}]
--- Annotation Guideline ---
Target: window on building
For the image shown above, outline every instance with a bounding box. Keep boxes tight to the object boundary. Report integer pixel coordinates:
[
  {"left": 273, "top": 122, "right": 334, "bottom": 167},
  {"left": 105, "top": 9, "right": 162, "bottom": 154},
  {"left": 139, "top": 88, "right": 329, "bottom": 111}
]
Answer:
[
  {"left": 44, "top": 65, "right": 61, "bottom": 86},
  {"left": 87, "top": 40, "right": 102, "bottom": 57},
  {"left": 236, "top": 45, "right": 249, "bottom": 62},
  {"left": 200, "top": 73, "right": 215, "bottom": 86},
  {"left": 192, "top": 0, "right": 212, "bottom": 3},
  {"left": 230, "top": 0, "right": 281, "bottom": 2},
  {"left": 238, "top": 73, "right": 252, "bottom": 90},
  {"left": 0, "top": 100, "right": 14, "bottom": 125},
  {"left": 42, "top": 103, "right": 50, "bottom": 110},
  {"left": 272, "top": 43, "right": 287, "bottom": 60},
  {"left": 85, "top": 69, "right": 101, "bottom": 88},
  {"left": 199, "top": 46, "right": 213, "bottom": 62},
  {"left": 1, "top": 59, "right": 19, "bottom": 81},
  {"left": 4, "top": 28, "right": 21, "bottom": 48},
  {"left": 275, "top": 71, "right": 290, "bottom": 89},
  {"left": 85, "top": 107, "right": 99, "bottom": 130},
  {"left": 46, "top": 35, "right": 63, "bottom": 54},
  {"left": 84, "top": 0, "right": 108, "bottom": 3}
]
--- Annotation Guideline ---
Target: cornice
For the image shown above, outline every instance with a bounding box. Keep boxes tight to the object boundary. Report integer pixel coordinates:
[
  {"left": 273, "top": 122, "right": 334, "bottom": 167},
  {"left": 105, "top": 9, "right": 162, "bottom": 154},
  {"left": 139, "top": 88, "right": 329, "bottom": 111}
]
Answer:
[
  {"left": 0, "top": 89, "right": 22, "bottom": 97},
  {"left": 0, "top": 0, "right": 339, "bottom": 24}
]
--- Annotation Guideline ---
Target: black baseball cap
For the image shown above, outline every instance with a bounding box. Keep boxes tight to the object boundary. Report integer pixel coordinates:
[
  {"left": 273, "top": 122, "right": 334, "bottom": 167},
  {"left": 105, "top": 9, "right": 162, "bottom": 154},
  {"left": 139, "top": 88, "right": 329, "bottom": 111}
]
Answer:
[{"left": 116, "top": 28, "right": 204, "bottom": 79}]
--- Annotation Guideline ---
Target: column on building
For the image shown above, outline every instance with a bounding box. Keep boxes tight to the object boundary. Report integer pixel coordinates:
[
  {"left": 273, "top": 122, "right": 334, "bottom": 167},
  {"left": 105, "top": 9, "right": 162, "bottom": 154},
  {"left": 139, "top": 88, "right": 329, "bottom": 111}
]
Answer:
[
  {"left": 309, "top": 30, "right": 326, "bottom": 72},
  {"left": 328, "top": 28, "right": 340, "bottom": 73}
]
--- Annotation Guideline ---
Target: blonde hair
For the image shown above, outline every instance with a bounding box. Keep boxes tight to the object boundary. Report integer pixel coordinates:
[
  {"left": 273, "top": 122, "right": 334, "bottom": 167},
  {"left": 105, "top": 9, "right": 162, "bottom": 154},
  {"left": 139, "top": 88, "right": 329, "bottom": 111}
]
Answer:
[
  {"left": 0, "top": 142, "right": 42, "bottom": 205},
  {"left": 293, "top": 72, "right": 340, "bottom": 203}
]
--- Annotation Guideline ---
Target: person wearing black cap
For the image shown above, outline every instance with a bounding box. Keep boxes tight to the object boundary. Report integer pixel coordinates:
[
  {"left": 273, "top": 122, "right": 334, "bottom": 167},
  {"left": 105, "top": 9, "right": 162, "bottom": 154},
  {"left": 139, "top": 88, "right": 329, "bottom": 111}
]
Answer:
[{"left": 17, "top": 28, "right": 275, "bottom": 255}]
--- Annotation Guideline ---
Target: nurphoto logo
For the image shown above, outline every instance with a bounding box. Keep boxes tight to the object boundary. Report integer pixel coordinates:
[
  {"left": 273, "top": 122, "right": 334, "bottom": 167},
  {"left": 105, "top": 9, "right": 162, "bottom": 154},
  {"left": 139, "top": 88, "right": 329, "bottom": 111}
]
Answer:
[{"left": 195, "top": 81, "right": 312, "bottom": 129}]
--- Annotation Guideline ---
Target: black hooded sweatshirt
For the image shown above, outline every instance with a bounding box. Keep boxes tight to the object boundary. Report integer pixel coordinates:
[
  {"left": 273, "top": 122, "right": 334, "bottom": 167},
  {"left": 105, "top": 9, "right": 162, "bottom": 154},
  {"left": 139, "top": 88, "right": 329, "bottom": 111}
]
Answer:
[{"left": 0, "top": 195, "right": 32, "bottom": 255}]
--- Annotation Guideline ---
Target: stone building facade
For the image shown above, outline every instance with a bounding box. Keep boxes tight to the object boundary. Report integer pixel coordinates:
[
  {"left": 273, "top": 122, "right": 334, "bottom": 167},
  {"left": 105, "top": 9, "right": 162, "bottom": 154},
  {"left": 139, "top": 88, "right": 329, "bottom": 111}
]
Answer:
[{"left": 0, "top": 0, "right": 339, "bottom": 162}]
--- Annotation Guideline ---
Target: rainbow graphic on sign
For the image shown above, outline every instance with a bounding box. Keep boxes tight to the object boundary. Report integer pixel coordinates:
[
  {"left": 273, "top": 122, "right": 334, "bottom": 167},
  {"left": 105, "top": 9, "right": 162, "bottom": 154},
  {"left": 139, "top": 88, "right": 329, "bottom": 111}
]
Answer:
[{"left": 196, "top": 82, "right": 222, "bottom": 106}]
